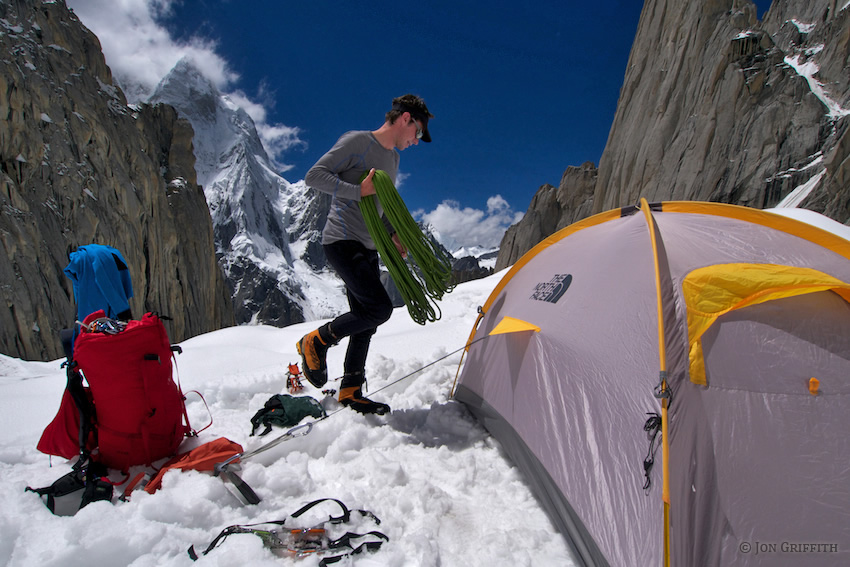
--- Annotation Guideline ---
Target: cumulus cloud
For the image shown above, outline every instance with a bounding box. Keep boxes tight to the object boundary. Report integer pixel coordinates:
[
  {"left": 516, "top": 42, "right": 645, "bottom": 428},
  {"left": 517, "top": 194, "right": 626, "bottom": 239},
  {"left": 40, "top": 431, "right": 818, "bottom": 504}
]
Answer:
[
  {"left": 417, "top": 196, "right": 524, "bottom": 251},
  {"left": 395, "top": 171, "right": 410, "bottom": 188},
  {"left": 68, "top": 0, "right": 232, "bottom": 99},
  {"left": 227, "top": 89, "right": 305, "bottom": 172},
  {"left": 67, "top": 0, "right": 303, "bottom": 168}
]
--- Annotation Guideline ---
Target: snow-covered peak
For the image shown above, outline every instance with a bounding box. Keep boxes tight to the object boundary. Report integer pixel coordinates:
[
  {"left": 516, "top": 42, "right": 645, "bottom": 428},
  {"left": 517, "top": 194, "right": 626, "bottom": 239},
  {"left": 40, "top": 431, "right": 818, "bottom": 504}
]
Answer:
[
  {"left": 419, "top": 221, "right": 499, "bottom": 264},
  {"left": 153, "top": 58, "right": 217, "bottom": 103},
  {"left": 148, "top": 59, "right": 345, "bottom": 325},
  {"left": 150, "top": 58, "right": 271, "bottom": 189},
  {"left": 452, "top": 245, "right": 499, "bottom": 260}
]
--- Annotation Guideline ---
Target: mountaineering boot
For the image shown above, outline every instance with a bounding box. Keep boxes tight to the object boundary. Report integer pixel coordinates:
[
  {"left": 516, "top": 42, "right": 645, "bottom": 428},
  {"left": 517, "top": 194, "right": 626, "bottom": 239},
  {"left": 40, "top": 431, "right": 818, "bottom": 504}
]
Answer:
[
  {"left": 296, "top": 323, "right": 336, "bottom": 388},
  {"left": 339, "top": 372, "right": 390, "bottom": 415}
]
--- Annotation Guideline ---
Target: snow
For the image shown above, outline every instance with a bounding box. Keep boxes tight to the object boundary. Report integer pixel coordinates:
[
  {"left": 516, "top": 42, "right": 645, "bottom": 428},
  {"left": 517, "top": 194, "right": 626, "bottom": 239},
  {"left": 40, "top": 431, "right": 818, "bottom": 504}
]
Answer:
[
  {"left": 789, "top": 19, "right": 816, "bottom": 34},
  {"left": 733, "top": 30, "right": 757, "bottom": 40},
  {"left": 767, "top": 152, "right": 824, "bottom": 181},
  {"left": 2, "top": 22, "right": 25, "bottom": 34},
  {"left": 148, "top": 59, "right": 339, "bottom": 323},
  {"left": 774, "top": 169, "right": 826, "bottom": 208},
  {"left": 784, "top": 54, "right": 850, "bottom": 118},
  {"left": 478, "top": 256, "right": 498, "bottom": 271},
  {"left": 451, "top": 245, "right": 498, "bottom": 260},
  {"left": 766, "top": 206, "right": 850, "bottom": 241},
  {"left": 804, "top": 44, "right": 825, "bottom": 57},
  {"left": 0, "top": 273, "right": 577, "bottom": 567}
]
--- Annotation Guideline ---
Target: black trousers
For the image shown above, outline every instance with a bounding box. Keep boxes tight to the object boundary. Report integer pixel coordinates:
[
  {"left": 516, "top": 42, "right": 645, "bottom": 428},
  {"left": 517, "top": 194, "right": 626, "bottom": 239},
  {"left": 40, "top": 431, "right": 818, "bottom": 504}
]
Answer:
[{"left": 324, "top": 240, "right": 393, "bottom": 374}]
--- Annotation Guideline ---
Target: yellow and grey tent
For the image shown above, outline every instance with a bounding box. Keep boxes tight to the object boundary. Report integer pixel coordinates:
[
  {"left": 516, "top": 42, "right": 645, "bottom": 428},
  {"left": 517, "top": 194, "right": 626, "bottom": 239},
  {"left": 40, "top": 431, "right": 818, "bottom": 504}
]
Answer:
[{"left": 453, "top": 200, "right": 850, "bottom": 566}]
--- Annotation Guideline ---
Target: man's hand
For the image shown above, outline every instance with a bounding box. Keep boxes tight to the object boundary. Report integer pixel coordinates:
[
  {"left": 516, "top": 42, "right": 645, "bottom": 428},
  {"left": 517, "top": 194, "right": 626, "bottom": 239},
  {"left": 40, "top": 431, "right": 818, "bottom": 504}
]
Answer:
[
  {"left": 360, "top": 168, "right": 376, "bottom": 197},
  {"left": 392, "top": 233, "right": 408, "bottom": 258}
]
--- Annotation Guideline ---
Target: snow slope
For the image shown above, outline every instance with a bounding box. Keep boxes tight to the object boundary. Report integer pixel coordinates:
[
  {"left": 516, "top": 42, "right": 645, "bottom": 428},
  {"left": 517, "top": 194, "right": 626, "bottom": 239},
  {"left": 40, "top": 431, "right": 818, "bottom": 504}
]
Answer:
[{"left": 0, "top": 273, "right": 575, "bottom": 567}]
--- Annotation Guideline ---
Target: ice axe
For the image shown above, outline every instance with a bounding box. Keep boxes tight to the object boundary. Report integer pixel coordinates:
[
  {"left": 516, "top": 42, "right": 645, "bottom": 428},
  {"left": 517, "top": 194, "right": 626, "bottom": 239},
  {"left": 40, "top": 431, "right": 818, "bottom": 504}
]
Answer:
[{"left": 214, "top": 423, "right": 314, "bottom": 505}]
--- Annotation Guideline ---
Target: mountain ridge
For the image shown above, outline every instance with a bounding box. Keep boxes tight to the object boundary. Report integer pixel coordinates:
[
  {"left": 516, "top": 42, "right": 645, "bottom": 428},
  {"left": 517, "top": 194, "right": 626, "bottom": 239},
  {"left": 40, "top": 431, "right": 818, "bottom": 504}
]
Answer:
[
  {"left": 497, "top": 0, "right": 850, "bottom": 269},
  {"left": 149, "top": 58, "right": 346, "bottom": 326},
  {"left": 0, "top": 0, "right": 233, "bottom": 360}
]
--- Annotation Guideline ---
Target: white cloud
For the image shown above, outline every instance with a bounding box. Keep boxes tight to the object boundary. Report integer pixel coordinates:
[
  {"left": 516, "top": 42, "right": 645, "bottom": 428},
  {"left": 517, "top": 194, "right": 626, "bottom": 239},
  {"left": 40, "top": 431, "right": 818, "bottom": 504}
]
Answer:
[
  {"left": 486, "top": 194, "right": 510, "bottom": 215},
  {"left": 68, "top": 0, "right": 234, "bottom": 99},
  {"left": 67, "top": 0, "right": 303, "bottom": 168},
  {"left": 228, "top": 90, "right": 305, "bottom": 172},
  {"left": 417, "top": 196, "right": 524, "bottom": 251},
  {"left": 255, "top": 124, "right": 305, "bottom": 173},
  {"left": 396, "top": 171, "right": 411, "bottom": 188}
]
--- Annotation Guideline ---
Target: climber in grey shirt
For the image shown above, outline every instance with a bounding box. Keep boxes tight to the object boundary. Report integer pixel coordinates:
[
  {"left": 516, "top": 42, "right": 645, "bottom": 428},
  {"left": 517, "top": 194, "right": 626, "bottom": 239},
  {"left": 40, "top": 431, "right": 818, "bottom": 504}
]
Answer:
[
  {"left": 298, "top": 94, "right": 434, "bottom": 415},
  {"left": 305, "top": 130, "right": 398, "bottom": 249}
]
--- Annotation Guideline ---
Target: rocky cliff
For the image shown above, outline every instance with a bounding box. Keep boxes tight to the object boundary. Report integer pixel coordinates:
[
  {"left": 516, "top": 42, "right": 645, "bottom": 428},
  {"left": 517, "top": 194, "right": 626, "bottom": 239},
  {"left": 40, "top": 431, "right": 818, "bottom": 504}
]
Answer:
[
  {"left": 496, "top": 162, "right": 597, "bottom": 271},
  {"left": 498, "top": 0, "right": 850, "bottom": 267},
  {"left": 0, "top": 0, "right": 233, "bottom": 360}
]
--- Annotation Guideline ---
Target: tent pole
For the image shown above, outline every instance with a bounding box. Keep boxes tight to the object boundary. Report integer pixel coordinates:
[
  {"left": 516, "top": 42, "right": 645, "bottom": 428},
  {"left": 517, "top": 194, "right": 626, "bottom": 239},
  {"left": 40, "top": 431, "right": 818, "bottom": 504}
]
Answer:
[
  {"left": 451, "top": 312, "right": 484, "bottom": 397},
  {"left": 640, "top": 199, "right": 672, "bottom": 567}
]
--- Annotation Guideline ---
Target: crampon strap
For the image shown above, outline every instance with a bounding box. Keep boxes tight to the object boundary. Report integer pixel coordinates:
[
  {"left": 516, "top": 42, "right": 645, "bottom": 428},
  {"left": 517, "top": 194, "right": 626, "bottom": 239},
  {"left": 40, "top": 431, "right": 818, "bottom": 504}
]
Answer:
[{"left": 187, "top": 497, "right": 388, "bottom": 565}]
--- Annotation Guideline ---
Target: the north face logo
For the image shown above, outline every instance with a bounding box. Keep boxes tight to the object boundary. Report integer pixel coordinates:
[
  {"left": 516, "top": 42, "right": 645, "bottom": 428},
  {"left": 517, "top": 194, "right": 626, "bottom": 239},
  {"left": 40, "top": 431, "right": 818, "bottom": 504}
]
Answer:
[{"left": 530, "top": 274, "right": 572, "bottom": 304}]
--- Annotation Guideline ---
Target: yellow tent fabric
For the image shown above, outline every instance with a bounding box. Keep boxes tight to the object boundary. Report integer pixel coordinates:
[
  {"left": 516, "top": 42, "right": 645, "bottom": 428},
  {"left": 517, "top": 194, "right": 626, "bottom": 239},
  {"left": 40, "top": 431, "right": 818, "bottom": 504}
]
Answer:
[
  {"left": 683, "top": 263, "right": 850, "bottom": 385},
  {"left": 452, "top": 316, "right": 540, "bottom": 397},
  {"left": 489, "top": 316, "right": 541, "bottom": 336}
]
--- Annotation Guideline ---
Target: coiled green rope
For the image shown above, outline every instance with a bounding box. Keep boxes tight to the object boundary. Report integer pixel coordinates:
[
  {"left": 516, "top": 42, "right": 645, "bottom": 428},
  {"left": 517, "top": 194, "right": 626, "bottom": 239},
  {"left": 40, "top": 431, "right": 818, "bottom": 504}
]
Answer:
[{"left": 359, "top": 169, "right": 455, "bottom": 324}]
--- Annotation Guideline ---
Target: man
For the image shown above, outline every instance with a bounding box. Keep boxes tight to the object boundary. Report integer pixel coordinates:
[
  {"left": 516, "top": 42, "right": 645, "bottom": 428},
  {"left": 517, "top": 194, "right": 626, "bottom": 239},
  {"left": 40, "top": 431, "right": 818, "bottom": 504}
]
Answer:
[{"left": 297, "top": 94, "right": 433, "bottom": 415}]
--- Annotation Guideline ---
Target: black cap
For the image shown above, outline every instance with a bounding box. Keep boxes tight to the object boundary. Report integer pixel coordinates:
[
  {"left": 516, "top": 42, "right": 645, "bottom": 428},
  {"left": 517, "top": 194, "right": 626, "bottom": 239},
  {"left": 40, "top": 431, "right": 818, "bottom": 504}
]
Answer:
[{"left": 392, "top": 99, "right": 432, "bottom": 143}]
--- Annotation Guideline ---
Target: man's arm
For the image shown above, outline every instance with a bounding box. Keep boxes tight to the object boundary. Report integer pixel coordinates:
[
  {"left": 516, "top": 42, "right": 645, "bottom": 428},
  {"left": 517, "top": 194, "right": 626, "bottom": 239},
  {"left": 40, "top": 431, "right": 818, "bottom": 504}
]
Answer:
[{"left": 304, "top": 133, "right": 365, "bottom": 200}]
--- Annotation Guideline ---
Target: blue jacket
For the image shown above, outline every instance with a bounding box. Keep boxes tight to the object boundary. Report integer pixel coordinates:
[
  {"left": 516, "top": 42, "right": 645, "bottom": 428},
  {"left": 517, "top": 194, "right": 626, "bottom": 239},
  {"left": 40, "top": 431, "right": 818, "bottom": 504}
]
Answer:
[{"left": 64, "top": 244, "right": 134, "bottom": 321}]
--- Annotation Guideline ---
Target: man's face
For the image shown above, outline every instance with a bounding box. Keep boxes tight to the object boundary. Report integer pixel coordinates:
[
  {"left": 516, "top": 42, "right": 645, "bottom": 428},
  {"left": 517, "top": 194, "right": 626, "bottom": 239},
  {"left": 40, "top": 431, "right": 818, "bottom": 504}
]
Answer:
[{"left": 397, "top": 113, "right": 422, "bottom": 150}]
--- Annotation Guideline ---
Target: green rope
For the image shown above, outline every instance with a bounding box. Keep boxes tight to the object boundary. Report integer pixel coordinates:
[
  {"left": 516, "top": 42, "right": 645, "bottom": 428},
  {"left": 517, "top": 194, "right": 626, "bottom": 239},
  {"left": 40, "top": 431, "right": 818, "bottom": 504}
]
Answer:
[{"left": 359, "top": 169, "right": 454, "bottom": 324}]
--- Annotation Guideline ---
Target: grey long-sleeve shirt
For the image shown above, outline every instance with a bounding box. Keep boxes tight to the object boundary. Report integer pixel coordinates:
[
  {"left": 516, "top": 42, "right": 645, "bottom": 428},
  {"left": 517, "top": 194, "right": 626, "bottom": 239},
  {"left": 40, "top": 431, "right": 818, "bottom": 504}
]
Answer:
[{"left": 305, "top": 130, "right": 399, "bottom": 250}]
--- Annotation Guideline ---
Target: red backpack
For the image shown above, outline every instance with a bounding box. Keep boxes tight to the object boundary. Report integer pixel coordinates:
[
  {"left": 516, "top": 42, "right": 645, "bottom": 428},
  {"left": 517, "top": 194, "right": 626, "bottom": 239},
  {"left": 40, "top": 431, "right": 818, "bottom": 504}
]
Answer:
[{"left": 38, "top": 310, "right": 193, "bottom": 472}]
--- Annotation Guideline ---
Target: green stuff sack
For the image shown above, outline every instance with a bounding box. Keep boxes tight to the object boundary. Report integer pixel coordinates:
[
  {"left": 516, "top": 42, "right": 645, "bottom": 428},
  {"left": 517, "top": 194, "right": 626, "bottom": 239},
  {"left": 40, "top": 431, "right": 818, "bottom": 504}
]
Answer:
[{"left": 250, "top": 394, "right": 325, "bottom": 436}]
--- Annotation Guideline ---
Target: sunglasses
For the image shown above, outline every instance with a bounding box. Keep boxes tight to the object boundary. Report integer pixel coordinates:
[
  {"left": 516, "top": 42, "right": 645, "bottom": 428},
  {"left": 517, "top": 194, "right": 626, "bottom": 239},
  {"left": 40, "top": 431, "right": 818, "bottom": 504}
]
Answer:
[{"left": 410, "top": 118, "right": 423, "bottom": 139}]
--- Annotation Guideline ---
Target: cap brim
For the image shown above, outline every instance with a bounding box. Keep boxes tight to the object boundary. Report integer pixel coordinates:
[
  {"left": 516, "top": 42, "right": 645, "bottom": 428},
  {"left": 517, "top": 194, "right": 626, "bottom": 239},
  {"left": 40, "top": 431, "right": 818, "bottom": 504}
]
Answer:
[
  {"left": 414, "top": 114, "right": 431, "bottom": 143},
  {"left": 395, "top": 102, "right": 432, "bottom": 142}
]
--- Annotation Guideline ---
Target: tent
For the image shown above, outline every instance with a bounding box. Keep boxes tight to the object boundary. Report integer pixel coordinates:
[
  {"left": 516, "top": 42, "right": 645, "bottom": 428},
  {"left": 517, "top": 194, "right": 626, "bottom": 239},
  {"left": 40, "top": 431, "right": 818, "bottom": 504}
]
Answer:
[{"left": 453, "top": 200, "right": 850, "bottom": 566}]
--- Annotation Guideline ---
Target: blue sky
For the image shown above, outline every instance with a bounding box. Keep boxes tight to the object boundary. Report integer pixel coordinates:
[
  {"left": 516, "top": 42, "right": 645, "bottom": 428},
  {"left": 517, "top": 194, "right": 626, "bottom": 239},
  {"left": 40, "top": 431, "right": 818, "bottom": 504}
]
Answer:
[{"left": 67, "top": 0, "right": 771, "bottom": 249}]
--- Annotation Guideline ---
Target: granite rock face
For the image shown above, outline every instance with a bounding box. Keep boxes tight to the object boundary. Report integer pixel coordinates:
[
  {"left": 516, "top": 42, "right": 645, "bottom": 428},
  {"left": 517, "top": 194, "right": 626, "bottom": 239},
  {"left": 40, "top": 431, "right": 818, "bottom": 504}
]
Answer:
[
  {"left": 0, "top": 0, "right": 233, "bottom": 360},
  {"left": 496, "top": 162, "right": 597, "bottom": 272},
  {"left": 498, "top": 0, "right": 850, "bottom": 267}
]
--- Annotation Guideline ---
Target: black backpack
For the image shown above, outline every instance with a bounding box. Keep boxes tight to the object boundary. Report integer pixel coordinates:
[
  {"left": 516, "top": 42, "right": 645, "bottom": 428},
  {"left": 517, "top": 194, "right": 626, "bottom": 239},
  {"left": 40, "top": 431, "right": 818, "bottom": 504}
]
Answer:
[{"left": 26, "top": 458, "right": 113, "bottom": 516}]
